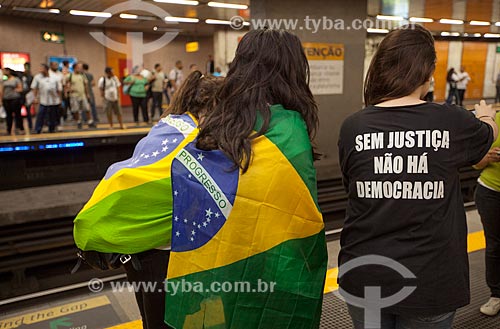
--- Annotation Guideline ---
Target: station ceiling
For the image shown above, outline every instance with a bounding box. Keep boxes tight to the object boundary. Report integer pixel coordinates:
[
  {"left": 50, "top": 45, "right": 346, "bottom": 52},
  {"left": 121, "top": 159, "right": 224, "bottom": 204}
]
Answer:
[{"left": 0, "top": 0, "right": 250, "bottom": 36}]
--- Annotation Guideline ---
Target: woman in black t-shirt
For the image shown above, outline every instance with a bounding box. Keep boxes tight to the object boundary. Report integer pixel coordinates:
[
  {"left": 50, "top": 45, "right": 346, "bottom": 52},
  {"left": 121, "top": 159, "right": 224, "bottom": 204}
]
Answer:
[{"left": 338, "top": 24, "right": 498, "bottom": 329}]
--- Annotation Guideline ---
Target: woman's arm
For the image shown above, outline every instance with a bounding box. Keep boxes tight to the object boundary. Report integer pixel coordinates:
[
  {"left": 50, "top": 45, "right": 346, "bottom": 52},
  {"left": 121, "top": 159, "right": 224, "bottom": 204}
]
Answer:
[
  {"left": 474, "top": 147, "right": 500, "bottom": 170},
  {"left": 475, "top": 100, "right": 498, "bottom": 140},
  {"left": 15, "top": 80, "right": 23, "bottom": 93}
]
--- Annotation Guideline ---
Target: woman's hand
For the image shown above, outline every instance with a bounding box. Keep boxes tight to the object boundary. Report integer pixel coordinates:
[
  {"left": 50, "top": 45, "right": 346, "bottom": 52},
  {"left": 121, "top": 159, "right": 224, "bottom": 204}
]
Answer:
[
  {"left": 474, "top": 147, "right": 500, "bottom": 170},
  {"left": 475, "top": 100, "right": 496, "bottom": 119},
  {"left": 475, "top": 100, "right": 499, "bottom": 141},
  {"left": 487, "top": 147, "right": 500, "bottom": 163}
]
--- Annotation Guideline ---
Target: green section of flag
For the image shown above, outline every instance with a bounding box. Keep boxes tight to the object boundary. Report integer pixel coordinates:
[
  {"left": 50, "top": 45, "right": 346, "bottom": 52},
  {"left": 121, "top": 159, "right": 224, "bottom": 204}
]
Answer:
[
  {"left": 165, "top": 232, "right": 327, "bottom": 329},
  {"left": 74, "top": 178, "right": 172, "bottom": 254},
  {"left": 255, "top": 104, "right": 319, "bottom": 209}
]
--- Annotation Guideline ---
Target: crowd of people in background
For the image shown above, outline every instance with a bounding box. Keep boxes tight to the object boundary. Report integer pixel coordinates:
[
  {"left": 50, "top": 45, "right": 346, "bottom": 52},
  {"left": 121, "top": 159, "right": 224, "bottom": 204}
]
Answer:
[
  {"left": 0, "top": 54, "right": 225, "bottom": 135},
  {"left": 2, "top": 53, "right": 489, "bottom": 138}
]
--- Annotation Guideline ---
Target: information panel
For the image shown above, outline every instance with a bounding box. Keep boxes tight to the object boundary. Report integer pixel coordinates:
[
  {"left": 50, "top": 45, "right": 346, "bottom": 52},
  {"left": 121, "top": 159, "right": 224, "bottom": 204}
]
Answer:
[{"left": 302, "top": 43, "right": 344, "bottom": 95}]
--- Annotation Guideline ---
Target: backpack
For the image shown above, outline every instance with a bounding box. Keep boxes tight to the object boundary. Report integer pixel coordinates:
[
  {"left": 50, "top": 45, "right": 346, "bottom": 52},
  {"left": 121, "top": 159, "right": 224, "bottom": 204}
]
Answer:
[
  {"left": 123, "top": 76, "right": 135, "bottom": 95},
  {"left": 167, "top": 70, "right": 178, "bottom": 89}
]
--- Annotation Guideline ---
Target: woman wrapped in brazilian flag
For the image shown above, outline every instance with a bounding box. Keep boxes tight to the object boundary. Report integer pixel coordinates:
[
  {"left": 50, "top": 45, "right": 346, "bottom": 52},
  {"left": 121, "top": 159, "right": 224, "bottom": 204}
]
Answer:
[
  {"left": 165, "top": 29, "right": 328, "bottom": 329},
  {"left": 73, "top": 71, "right": 223, "bottom": 329}
]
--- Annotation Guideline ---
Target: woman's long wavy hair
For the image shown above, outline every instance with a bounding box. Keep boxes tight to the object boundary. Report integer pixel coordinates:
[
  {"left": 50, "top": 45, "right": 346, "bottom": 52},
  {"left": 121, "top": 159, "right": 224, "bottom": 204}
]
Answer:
[
  {"left": 364, "top": 24, "right": 436, "bottom": 106},
  {"left": 197, "top": 29, "right": 319, "bottom": 172},
  {"left": 161, "top": 70, "right": 223, "bottom": 120}
]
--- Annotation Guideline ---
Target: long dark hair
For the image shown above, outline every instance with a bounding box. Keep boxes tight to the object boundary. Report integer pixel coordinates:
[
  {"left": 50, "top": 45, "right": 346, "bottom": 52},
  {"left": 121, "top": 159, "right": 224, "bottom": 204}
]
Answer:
[
  {"left": 364, "top": 24, "right": 436, "bottom": 106},
  {"left": 161, "top": 70, "right": 223, "bottom": 119},
  {"left": 197, "top": 29, "right": 319, "bottom": 172},
  {"left": 446, "top": 68, "right": 455, "bottom": 83}
]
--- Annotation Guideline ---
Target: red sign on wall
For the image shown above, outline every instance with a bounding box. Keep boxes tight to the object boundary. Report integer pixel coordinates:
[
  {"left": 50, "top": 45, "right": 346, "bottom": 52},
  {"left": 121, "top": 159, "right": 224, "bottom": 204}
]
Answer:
[{"left": 0, "top": 52, "right": 31, "bottom": 72}]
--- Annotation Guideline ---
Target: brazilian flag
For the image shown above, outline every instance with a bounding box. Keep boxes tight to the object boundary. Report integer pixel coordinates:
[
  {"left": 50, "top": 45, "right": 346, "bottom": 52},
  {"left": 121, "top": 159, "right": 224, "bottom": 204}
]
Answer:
[
  {"left": 165, "top": 105, "right": 327, "bottom": 328},
  {"left": 74, "top": 113, "right": 198, "bottom": 253}
]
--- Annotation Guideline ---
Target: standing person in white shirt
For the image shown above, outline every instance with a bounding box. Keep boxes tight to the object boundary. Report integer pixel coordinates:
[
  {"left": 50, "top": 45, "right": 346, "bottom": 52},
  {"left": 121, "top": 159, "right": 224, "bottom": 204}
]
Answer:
[
  {"left": 457, "top": 66, "right": 471, "bottom": 107},
  {"left": 49, "top": 61, "right": 64, "bottom": 130},
  {"left": 98, "top": 67, "right": 125, "bottom": 129},
  {"left": 168, "top": 60, "right": 184, "bottom": 97},
  {"left": 32, "top": 64, "right": 63, "bottom": 133}
]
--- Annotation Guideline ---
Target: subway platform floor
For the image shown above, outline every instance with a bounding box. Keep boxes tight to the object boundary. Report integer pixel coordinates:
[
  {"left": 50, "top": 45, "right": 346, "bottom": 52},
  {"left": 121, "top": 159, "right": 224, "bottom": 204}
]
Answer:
[{"left": 0, "top": 209, "right": 497, "bottom": 329}]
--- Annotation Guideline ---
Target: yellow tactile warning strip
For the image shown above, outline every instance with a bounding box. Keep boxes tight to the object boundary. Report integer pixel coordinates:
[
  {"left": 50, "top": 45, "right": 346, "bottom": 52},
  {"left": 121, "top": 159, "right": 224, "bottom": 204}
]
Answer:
[
  {"left": 467, "top": 230, "right": 486, "bottom": 253},
  {"left": 107, "top": 319, "right": 143, "bottom": 329},
  {"left": 107, "top": 230, "right": 487, "bottom": 329}
]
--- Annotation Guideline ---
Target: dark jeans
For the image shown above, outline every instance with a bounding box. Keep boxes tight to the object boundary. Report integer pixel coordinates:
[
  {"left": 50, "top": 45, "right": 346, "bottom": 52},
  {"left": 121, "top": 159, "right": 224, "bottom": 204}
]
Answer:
[
  {"left": 348, "top": 304, "right": 455, "bottom": 329},
  {"left": 35, "top": 105, "right": 60, "bottom": 133},
  {"left": 151, "top": 92, "right": 163, "bottom": 119},
  {"left": 163, "top": 89, "right": 171, "bottom": 105},
  {"left": 3, "top": 98, "right": 23, "bottom": 134},
  {"left": 131, "top": 96, "right": 149, "bottom": 123},
  {"left": 495, "top": 86, "right": 500, "bottom": 104},
  {"left": 475, "top": 184, "right": 500, "bottom": 298},
  {"left": 457, "top": 89, "right": 465, "bottom": 106},
  {"left": 445, "top": 87, "right": 459, "bottom": 105},
  {"left": 89, "top": 96, "right": 99, "bottom": 122},
  {"left": 124, "top": 249, "right": 172, "bottom": 329}
]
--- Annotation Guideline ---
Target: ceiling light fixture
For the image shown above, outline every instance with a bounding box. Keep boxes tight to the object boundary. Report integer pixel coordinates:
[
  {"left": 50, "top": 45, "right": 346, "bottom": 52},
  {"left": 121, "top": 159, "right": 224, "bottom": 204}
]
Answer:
[
  {"left": 439, "top": 18, "right": 464, "bottom": 25},
  {"left": 469, "top": 20, "right": 490, "bottom": 26},
  {"left": 69, "top": 10, "right": 112, "bottom": 18},
  {"left": 205, "top": 18, "right": 249, "bottom": 26},
  {"left": 376, "top": 15, "right": 404, "bottom": 21},
  {"left": 441, "top": 31, "right": 460, "bottom": 37},
  {"left": 207, "top": 2, "right": 248, "bottom": 10},
  {"left": 409, "top": 17, "right": 434, "bottom": 23},
  {"left": 119, "top": 13, "right": 138, "bottom": 19},
  {"left": 165, "top": 16, "right": 200, "bottom": 23},
  {"left": 153, "top": 0, "right": 199, "bottom": 5},
  {"left": 367, "top": 28, "right": 389, "bottom": 34}
]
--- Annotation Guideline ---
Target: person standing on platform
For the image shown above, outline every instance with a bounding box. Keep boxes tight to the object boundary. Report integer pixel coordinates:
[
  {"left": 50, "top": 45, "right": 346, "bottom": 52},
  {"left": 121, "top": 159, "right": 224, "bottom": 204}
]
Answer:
[
  {"left": 474, "top": 111, "right": 500, "bottom": 317},
  {"left": 74, "top": 71, "right": 222, "bottom": 329},
  {"left": 2, "top": 68, "right": 24, "bottom": 135},
  {"left": 65, "top": 63, "right": 95, "bottom": 129},
  {"left": 456, "top": 66, "right": 471, "bottom": 107},
  {"left": 168, "top": 60, "right": 184, "bottom": 98},
  {"left": 83, "top": 63, "right": 99, "bottom": 123},
  {"left": 61, "top": 60, "right": 71, "bottom": 121},
  {"left": 338, "top": 25, "right": 498, "bottom": 329},
  {"left": 62, "top": 60, "right": 70, "bottom": 76},
  {"left": 206, "top": 54, "right": 215, "bottom": 76},
  {"left": 445, "top": 68, "right": 459, "bottom": 105},
  {"left": 32, "top": 64, "right": 62, "bottom": 134},
  {"left": 49, "top": 61, "right": 64, "bottom": 131},
  {"left": 124, "top": 66, "right": 149, "bottom": 125},
  {"left": 165, "top": 30, "right": 327, "bottom": 329},
  {"left": 150, "top": 64, "right": 166, "bottom": 121},
  {"left": 98, "top": 67, "right": 125, "bottom": 130},
  {"left": 21, "top": 62, "right": 34, "bottom": 131}
]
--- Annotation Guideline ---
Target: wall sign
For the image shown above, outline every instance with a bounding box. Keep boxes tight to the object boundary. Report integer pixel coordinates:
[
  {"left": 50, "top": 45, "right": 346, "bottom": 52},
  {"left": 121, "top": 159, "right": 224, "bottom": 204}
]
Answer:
[{"left": 302, "top": 43, "right": 344, "bottom": 95}]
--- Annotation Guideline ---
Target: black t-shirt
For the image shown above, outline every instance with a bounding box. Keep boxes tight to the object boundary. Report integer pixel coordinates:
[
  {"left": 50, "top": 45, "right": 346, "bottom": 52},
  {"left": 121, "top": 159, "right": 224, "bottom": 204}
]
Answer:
[{"left": 338, "top": 102, "right": 493, "bottom": 316}]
